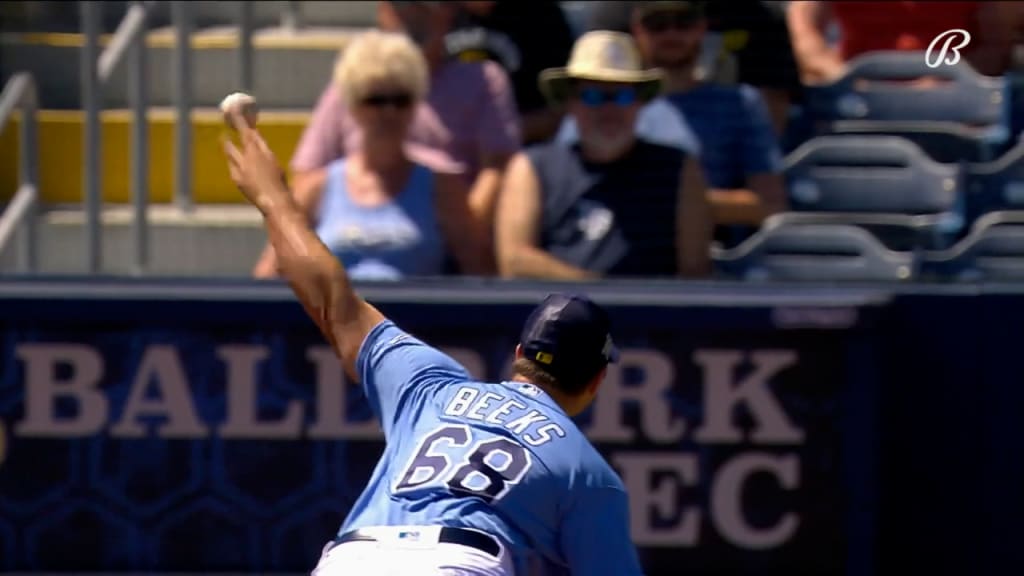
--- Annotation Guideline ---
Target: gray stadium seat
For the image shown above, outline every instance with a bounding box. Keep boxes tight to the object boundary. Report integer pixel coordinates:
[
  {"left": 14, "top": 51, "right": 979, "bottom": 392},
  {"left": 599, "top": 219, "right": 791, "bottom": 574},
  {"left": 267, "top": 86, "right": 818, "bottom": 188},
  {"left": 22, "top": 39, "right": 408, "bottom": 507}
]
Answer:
[
  {"left": 711, "top": 217, "right": 916, "bottom": 282},
  {"left": 921, "top": 211, "right": 1024, "bottom": 281},
  {"left": 806, "top": 50, "right": 1007, "bottom": 126},
  {"left": 805, "top": 50, "right": 1010, "bottom": 162},
  {"left": 784, "top": 134, "right": 965, "bottom": 249},
  {"left": 967, "top": 139, "right": 1024, "bottom": 221},
  {"left": 824, "top": 121, "right": 994, "bottom": 163}
]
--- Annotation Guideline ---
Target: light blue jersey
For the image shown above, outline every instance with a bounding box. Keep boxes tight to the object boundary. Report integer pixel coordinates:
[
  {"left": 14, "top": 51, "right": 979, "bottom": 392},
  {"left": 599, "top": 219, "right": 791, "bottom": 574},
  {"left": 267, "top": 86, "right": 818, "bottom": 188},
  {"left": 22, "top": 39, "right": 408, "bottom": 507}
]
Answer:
[{"left": 339, "top": 320, "right": 644, "bottom": 575}]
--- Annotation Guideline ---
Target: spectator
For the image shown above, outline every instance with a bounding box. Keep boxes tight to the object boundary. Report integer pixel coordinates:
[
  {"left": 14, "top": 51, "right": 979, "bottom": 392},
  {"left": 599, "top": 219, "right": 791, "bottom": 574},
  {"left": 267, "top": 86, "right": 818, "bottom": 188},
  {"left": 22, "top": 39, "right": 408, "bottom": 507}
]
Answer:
[
  {"left": 703, "top": 0, "right": 800, "bottom": 136},
  {"left": 787, "top": 1, "right": 1021, "bottom": 85},
  {"left": 577, "top": 1, "right": 703, "bottom": 156},
  {"left": 253, "top": 31, "right": 490, "bottom": 280},
  {"left": 585, "top": 0, "right": 800, "bottom": 136},
  {"left": 288, "top": 0, "right": 521, "bottom": 264},
  {"left": 446, "top": 1, "right": 576, "bottom": 144},
  {"left": 495, "top": 31, "right": 713, "bottom": 280},
  {"left": 560, "top": 1, "right": 787, "bottom": 227}
]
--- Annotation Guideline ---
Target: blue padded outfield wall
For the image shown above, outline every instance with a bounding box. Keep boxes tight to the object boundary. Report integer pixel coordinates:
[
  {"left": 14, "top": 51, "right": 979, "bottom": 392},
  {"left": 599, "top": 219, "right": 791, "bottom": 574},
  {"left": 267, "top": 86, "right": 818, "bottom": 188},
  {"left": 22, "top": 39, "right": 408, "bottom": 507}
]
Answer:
[{"left": 0, "top": 278, "right": 1021, "bottom": 575}]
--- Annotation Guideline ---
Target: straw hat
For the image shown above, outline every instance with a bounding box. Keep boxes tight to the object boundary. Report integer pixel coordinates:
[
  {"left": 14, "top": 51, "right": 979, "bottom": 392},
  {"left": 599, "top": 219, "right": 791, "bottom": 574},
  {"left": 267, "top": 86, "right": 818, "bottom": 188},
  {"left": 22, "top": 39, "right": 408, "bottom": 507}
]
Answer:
[{"left": 539, "top": 31, "right": 663, "bottom": 105}]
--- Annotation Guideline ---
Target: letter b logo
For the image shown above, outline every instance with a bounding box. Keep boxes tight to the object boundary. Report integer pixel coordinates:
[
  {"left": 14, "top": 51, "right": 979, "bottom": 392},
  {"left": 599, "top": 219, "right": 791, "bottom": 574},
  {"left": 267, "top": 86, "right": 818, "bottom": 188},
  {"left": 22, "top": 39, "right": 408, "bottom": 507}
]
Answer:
[{"left": 926, "top": 29, "right": 972, "bottom": 69}]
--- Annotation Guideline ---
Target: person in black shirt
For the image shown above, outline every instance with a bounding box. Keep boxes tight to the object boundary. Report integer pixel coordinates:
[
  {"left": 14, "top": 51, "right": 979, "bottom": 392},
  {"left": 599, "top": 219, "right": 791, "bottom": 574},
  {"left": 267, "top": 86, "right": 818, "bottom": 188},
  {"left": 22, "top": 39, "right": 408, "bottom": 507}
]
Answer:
[
  {"left": 494, "top": 31, "right": 712, "bottom": 280},
  {"left": 446, "top": 1, "right": 576, "bottom": 143}
]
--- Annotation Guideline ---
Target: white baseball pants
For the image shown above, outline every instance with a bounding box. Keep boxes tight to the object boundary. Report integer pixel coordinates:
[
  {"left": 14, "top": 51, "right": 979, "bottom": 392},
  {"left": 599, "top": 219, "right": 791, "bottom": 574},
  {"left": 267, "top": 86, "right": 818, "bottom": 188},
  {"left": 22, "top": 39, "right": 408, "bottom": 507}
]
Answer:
[{"left": 311, "top": 526, "right": 515, "bottom": 576}]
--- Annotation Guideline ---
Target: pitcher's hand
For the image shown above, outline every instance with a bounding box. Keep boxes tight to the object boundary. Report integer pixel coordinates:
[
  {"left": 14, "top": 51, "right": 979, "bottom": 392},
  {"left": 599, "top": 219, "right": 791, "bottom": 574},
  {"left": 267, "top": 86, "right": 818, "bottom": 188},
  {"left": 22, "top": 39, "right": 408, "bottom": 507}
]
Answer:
[{"left": 222, "top": 107, "right": 287, "bottom": 212}]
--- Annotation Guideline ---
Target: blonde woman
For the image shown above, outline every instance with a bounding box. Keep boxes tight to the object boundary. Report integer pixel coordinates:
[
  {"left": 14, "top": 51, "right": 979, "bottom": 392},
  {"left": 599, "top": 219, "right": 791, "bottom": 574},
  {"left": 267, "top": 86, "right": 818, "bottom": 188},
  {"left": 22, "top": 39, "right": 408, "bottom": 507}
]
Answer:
[{"left": 253, "top": 30, "right": 492, "bottom": 280}]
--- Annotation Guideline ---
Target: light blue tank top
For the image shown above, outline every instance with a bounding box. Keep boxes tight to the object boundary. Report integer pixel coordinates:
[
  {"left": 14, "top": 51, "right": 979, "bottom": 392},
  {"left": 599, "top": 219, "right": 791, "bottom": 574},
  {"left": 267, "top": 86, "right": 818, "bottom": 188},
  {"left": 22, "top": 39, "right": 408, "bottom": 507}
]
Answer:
[{"left": 315, "top": 159, "right": 445, "bottom": 281}]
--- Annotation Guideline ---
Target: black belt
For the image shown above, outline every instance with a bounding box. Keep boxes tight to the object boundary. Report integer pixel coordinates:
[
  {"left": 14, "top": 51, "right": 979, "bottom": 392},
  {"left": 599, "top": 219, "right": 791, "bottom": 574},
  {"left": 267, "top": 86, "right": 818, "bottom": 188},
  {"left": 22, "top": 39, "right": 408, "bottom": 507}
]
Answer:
[{"left": 334, "top": 526, "right": 501, "bottom": 558}]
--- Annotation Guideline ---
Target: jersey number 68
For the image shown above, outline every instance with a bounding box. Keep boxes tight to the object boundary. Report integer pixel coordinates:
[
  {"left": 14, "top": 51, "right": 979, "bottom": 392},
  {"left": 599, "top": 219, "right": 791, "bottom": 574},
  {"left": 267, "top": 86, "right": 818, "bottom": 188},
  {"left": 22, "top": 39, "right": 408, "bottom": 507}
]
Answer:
[{"left": 393, "top": 424, "right": 533, "bottom": 504}]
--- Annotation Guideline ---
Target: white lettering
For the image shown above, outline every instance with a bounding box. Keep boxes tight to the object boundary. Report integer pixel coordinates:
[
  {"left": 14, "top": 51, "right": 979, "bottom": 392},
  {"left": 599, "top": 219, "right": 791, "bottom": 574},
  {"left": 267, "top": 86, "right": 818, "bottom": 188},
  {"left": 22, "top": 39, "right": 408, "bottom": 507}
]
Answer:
[
  {"left": 925, "top": 29, "right": 971, "bottom": 69},
  {"left": 505, "top": 409, "right": 547, "bottom": 435},
  {"left": 217, "top": 345, "right": 303, "bottom": 439},
  {"left": 465, "top": 392, "right": 503, "bottom": 421},
  {"left": 614, "top": 452, "right": 700, "bottom": 546},
  {"left": 16, "top": 344, "right": 106, "bottom": 437},
  {"left": 523, "top": 422, "right": 566, "bottom": 446},
  {"left": 588, "top": 349, "right": 683, "bottom": 443},
  {"left": 485, "top": 399, "right": 525, "bottom": 425},
  {"left": 711, "top": 452, "right": 800, "bottom": 549},
  {"left": 693, "top": 350, "right": 803, "bottom": 444},
  {"left": 110, "top": 345, "right": 207, "bottom": 438},
  {"left": 444, "top": 387, "right": 479, "bottom": 417}
]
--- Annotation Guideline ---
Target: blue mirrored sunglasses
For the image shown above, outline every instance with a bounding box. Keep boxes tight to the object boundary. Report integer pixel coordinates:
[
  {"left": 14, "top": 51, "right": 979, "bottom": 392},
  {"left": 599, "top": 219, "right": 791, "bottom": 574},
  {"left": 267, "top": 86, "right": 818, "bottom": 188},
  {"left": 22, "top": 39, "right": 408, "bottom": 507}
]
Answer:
[{"left": 576, "top": 87, "right": 638, "bottom": 108}]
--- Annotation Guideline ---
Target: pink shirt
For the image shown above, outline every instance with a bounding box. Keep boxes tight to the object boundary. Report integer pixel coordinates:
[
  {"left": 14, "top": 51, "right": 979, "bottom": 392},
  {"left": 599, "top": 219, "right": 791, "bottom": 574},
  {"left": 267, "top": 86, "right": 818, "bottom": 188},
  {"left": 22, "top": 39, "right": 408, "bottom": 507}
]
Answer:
[{"left": 290, "top": 59, "right": 522, "bottom": 180}]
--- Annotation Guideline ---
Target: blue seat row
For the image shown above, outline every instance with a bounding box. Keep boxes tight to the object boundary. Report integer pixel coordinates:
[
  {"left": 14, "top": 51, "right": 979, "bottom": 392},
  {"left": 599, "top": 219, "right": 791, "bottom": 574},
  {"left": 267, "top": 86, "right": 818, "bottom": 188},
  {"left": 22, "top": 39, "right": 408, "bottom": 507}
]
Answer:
[{"left": 712, "top": 210, "right": 1024, "bottom": 283}]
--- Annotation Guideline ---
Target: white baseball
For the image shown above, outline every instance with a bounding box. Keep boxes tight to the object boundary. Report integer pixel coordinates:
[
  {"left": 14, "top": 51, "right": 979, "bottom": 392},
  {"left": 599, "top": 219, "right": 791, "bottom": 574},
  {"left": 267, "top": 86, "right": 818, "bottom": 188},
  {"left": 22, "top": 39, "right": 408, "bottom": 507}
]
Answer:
[{"left": 220, "top": 92, "right": 258, "bottom": 129}]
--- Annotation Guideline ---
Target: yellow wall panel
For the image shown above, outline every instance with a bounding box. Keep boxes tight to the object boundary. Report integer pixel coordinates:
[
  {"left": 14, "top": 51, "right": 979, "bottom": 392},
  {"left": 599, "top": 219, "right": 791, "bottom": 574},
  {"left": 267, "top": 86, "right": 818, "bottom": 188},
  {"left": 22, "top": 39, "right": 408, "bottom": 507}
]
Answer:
[{"left": 0, "top": 110, "right": 308, "bottom": 204}]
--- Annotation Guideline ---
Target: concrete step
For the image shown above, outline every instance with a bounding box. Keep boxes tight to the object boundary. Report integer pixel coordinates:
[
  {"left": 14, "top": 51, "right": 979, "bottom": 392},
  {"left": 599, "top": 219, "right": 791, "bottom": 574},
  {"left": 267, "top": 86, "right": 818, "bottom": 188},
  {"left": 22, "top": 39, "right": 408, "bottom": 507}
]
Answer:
[
  {"left": 0, "top": 107, "right": 309, "bottom": 204},
  {"left": 0, "top": 25, "right": 362, "bottom": 109},
  {"left": 0, "top": 205, "right": 267, "bottom": 276}
]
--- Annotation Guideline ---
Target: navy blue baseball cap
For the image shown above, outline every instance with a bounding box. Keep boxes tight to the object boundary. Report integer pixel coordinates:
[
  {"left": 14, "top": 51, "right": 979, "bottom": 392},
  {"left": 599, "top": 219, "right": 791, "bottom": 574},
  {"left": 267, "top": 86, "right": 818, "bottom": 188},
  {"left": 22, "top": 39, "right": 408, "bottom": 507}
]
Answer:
[{"left": 519, "top": 293, "right": 620, "bottom": 385}]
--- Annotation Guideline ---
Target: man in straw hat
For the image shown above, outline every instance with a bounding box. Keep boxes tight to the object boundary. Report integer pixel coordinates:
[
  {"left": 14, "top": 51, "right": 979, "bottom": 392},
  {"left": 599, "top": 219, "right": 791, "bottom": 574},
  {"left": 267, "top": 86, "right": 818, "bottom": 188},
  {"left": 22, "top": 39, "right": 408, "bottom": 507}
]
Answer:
[
  {"left": 556, "top": 3, "right": 787, "bottom": 240},
  {"left": 495, "top": 30, "right": 712, "bottom": 280}
]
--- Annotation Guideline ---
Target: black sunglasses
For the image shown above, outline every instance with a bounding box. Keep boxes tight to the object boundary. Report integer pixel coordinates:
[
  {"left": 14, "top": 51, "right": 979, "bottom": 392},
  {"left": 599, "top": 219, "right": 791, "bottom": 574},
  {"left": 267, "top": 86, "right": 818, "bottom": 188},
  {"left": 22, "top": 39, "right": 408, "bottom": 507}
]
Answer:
[
  {"left": 361, "top": 93, "right": 414, "bottom": 108},
  {"left": 641, "top": 11, "right": 700, "bottom": 33}
]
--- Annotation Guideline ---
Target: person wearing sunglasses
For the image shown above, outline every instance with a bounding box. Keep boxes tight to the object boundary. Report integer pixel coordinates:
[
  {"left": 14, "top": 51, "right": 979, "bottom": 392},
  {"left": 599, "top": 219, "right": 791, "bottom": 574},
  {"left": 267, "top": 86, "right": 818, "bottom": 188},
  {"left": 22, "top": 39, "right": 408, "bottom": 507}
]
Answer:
[
  {"left": 629, "top": 1, "right": 787, "bottom": 233},
  {"left": 557, "top": 2, "right": 787, "bottom": 244},
  {"left": 253, "top": 30, "right": 490, "bottom": 281},
  {"left": 495, "top": 30, "right": 713, "bottom": 280},
  {"left": 282, "top": 1, "right": 520, "bottom": 280},
  {"left": 582, "top": 0, "right": 800, "bottom": 137}
]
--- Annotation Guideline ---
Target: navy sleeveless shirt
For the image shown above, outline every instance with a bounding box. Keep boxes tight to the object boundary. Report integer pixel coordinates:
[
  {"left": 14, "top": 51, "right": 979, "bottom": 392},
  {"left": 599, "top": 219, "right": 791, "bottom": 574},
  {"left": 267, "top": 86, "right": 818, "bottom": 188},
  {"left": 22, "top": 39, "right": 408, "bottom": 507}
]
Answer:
[{"left": 526, "top": 139, "right": 686, "bottom": 277}]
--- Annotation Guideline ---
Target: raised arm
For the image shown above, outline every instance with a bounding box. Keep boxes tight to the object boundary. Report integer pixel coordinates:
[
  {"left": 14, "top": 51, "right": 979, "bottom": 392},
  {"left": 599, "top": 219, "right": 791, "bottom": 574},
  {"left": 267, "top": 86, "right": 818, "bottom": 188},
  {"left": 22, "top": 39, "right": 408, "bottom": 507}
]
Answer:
[
  {"left": 786, "top": 1, "right": 845, "bottom": 85},
  {"left": 223, "top": 108, "right": 384, "bottom": 381},
  {"left": 251, "top": 168, "right": 327, "bottom": 278}
]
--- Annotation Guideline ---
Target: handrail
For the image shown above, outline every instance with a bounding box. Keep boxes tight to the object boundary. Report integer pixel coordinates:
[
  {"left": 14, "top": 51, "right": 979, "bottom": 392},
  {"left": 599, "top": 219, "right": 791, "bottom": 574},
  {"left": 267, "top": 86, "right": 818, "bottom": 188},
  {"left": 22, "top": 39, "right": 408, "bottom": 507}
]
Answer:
[
  {"left": 99, "top": 2, "right": 152, "bottom": 83},
  {"left": 172, "top": 1, "right": 194, "bottom": 213},
  {"left": 128, "top": 1, "right": 151, "bottom": 275},
  {"left": 82, "top": 0, "right": 154, "bottom": 274},
  {"left": 0, "top": 74, "right": 40, "bottom": 273},
  {"left": 76, "top": 0, "right": 256, "bottom": 276},
  {"left": 82, "top": 1, "right": 102, "bottom": 273}
]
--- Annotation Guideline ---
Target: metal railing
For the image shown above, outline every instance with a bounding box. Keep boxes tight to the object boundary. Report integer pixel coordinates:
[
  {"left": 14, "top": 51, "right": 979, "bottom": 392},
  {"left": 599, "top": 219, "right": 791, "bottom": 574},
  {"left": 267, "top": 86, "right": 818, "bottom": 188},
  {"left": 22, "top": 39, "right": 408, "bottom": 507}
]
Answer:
[
  {"left": 78, "top": 0, "right": 258, "bottom": 275},
  {"left": 80, "top": 0, "right": 153, "bottom": 274},
  {"left": 0, "top": 74, "right": 40, "bottom": 274},
  {"left": 10, "top": 0, "right": 285, "bottom": 275}
]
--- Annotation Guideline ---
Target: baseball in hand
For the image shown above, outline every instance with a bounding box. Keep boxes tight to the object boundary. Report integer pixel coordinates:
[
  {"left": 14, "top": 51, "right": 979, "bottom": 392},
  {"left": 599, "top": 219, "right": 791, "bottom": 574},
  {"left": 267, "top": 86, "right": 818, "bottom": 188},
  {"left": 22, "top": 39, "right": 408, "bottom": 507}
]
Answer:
[{"left": 220, "top": 92, "right": 259, "bottom": 129}]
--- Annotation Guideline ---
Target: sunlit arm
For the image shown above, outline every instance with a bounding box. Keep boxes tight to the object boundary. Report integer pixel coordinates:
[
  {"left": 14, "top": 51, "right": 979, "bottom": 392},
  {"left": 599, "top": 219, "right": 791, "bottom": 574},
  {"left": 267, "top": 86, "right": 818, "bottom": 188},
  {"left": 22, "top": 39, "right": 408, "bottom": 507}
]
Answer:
[{"left": 253, "top": 177, "right": 385, "bottom": 381}]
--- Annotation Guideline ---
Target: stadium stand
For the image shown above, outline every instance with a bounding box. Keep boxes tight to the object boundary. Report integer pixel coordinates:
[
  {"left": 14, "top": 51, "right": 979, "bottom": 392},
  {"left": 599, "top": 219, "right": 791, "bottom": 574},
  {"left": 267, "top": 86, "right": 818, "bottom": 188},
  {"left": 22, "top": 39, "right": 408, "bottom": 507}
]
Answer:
[
  {"left": 4, "top": 1, "right": 1024, "bottom": 282},
  {"left": 0, "top": 2, "right": 377, "bottom": 276},
  {"left": 921, "top": 209, "right": 1024, "bottom": 281}
]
